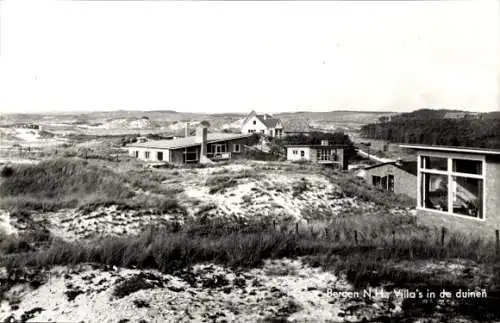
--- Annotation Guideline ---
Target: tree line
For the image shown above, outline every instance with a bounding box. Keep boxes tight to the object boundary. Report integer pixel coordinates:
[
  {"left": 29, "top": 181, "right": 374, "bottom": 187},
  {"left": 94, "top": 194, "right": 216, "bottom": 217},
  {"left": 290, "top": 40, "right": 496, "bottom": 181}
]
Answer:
[{"left": 360, "top": 110, "right": 500, "bottom": 149}]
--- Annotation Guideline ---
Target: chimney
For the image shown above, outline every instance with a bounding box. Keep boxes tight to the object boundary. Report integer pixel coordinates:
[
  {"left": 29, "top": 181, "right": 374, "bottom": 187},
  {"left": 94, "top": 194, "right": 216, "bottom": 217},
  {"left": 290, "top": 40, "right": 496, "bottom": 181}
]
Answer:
[
  {"left": 196, "top": 126, "right": 208, "bottom": 157},
  {"left": 321, "top": 140, "right": 329, "bottom": 146},
  {"left": 185, "top": 122, "right": 190, "bottom": 137}
]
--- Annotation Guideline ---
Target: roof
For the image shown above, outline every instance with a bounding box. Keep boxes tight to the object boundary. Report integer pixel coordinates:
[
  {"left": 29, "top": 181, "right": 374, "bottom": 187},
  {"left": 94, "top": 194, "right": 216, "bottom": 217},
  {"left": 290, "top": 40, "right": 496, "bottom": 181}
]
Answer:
[
  {"left": 242, "top": 110, "right": 281, "bottom": 129},
  {"left": 363, "top": 160, "right": 418, "bottom": 176},
  {"left": 399, "top": 144, "right": 500, "bottom": 156},
  {"left": 259, "top": 116, "right": 280, "bottom": 128},
  {"left": 128, "top": 133, "right": 252, "bottom": 150},
  {"left": 281, "top": 118, "right": 310, "bottom": 132},
  {"left": 285, "top": 144, "right": 348, "bottom": 149}
]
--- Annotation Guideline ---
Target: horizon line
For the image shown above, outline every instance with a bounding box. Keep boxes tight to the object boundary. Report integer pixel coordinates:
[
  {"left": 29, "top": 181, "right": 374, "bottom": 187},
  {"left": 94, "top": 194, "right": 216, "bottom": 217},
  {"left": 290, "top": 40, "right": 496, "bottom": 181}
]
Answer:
[{"left": 1, "top": 107, "right": 498, "bottom": 116}]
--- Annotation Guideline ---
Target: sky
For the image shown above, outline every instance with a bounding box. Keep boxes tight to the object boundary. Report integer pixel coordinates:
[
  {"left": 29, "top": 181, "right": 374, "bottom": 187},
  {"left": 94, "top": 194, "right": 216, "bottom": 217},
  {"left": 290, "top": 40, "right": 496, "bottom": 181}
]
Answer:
[{"left": 0, "top": 0, "right": 499, "bottom": 114}]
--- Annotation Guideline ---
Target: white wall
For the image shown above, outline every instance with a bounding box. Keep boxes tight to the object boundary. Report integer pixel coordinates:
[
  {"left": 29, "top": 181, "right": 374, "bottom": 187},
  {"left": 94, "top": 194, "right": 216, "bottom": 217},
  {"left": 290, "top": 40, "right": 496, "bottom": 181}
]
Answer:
[
  {"left": 287, "top": 147, "right": 312, "bottom": 161},
  {"left": 241, "top": 116, "right": 269, "bottom": 134},
  {"left": 128, "top": 147, "right": 170, "bottom": 162}
]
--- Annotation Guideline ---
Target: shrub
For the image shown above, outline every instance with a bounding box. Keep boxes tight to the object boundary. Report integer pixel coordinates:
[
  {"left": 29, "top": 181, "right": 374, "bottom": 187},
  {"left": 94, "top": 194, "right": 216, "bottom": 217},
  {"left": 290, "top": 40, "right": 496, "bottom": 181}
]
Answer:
[
  {"left": 206, "top": 174, "right": 239, "bottom": 194},
  {"left": 1, "top": 166, "right": 13, "bottom": 178},
  {"left": 292, "top": 178, "right": 309, "bottom": 197},
  {"left": 113, "top": 272, "right": 167, "bottom": 298}
]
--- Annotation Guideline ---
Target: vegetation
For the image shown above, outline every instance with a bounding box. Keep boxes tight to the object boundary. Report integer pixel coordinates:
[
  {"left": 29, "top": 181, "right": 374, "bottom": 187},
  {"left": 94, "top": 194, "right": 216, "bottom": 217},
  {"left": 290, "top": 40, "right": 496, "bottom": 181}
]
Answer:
[
  {"left": 1, "top": 155, "right": 498, "bottom": 321},
  {"left": 0, "top": 158, "right": 181, "bottom": 212},
  {"left": 205, "top": 169, "right": 260, "bottom": 194},
  {"left": 361, "top": 109, "right": 500, "bottom": 149},
  {"left": 2, "top": 210, "right": 500, "bottom": 320}
]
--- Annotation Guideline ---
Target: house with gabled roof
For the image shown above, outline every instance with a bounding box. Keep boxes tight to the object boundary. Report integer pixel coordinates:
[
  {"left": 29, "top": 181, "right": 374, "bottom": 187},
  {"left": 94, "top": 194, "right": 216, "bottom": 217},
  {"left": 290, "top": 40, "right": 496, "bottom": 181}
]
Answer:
[
  {"left": 241, "top": 110, "right": 284, "bottom": 137},
  {"left": 358, "top": 159, "right": 418, "bottom": 198}
]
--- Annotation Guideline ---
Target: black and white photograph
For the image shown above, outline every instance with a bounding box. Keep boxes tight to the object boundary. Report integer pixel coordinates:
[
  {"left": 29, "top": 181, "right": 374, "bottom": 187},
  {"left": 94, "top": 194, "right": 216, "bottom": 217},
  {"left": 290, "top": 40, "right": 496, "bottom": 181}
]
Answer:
[{"left": 1, "top": 0, "right": 500, "bottom": 322}]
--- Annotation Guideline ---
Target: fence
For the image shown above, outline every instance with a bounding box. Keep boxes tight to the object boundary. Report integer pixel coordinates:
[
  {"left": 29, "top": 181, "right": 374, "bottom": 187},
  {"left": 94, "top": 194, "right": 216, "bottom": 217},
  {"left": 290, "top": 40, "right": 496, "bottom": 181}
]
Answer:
[{"left": 160, "top": 219, "right": 500, "bottom": 260}]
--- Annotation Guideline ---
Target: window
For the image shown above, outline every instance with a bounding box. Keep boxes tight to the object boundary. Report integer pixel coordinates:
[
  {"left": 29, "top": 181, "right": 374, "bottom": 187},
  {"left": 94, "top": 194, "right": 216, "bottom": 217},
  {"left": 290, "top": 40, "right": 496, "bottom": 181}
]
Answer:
[
  {"left": 144, "top": 151, "right": 150, "bottom": 159},
  {"left": 373, "top": 174, "right": 395, "bottom": 192},
  {"left": 293, "top": 150, "right": 298, "bottom": 155},
  {"left": 300, "top": 150, "right": 305, "bottom": 157},
  {"left": 419, "top": 155, "right": 484, "bottom": 219},
  {"left": 253, "top": 120, "right": 256, "bottom": 125},
  {"left": 260, "top": 130, "right": 265, "bottom": 134},
  {"left": 212, "top": 144, "right": 227, "bottom": 155},
  {"left": 388, "top": 175, "right": 394, "bottom": 192},
  {"left": 422, "top": 156, "right": 447, "bottom": 171},
  {"left": 233, "top": 144, "right": 241, "bottom": 153},
  {"left": 422, "top": 173, "right": 449, "bottom": 212},
  {"left": 453, "top": 159, "right": 482, "bottom": 175},
  {"left": 134, "top": 151, "right": 139, "bottom": 158},
  {"left": 157, "top": 151, "right": 163, "bottom": 161}
]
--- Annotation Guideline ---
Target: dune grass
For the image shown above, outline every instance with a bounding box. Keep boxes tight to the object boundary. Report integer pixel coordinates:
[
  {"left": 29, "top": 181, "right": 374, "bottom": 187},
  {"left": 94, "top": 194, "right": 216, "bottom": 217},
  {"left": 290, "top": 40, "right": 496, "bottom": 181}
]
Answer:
[
  {"left": 0, "top": 158, "right": 181, "bottom": 212},
  {"left": 1, "top": 159, "right": 498, "bottom": 320},
  {"left": 2, "top": 210, "right": 500, "bottom": 320}
]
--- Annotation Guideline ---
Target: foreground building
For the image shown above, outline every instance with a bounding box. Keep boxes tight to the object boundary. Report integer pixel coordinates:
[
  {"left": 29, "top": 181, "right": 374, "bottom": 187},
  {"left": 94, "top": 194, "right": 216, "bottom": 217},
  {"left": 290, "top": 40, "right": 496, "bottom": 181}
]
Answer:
[
  {"left": 127, "top": 126, "right": 252, "bottom": 164},
  {"left": 359, "top": 160, "right": 418, "bottom": 198},
  {"left": 400, "top": 144, "right": 500, "bottom": 232},
  {"left": 241, "top": 110, "right": 284, "bottom": 137},
  {"left": 285, "top": 140, "right": 348, "bottom": 170}
]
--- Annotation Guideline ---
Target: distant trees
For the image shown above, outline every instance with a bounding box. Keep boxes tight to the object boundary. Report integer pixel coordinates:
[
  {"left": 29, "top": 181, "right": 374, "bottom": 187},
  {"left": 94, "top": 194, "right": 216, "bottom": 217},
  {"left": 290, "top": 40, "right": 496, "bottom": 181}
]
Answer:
[{"left": 360, "top": 111, "right": 500, "bottom": 149}]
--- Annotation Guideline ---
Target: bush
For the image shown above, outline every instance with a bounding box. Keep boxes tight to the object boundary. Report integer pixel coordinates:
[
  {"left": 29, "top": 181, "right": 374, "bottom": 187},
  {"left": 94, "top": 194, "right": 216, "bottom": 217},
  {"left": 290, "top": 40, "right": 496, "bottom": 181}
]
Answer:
[
  {"left": 1, "top": 166, "right": 13, "bottom": 178},
  {"left": 292, "top": 178, "right": 309, "bottom": 197},
  {"left": 113, "top": 272, "right": 167, "bottom": 298},
  {"left": 205, "top": 174, "right": 239, "bottom": 194}
]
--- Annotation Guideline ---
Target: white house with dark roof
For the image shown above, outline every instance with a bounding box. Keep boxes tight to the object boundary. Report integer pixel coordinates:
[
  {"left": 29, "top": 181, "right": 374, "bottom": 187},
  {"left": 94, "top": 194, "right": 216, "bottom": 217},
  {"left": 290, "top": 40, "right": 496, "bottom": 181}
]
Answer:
[
  {"left": 127, "top": 125, "right": 253, "bottom": 164},
  {"left": 241, "top": 110, "right": 284, "bottom": 137},
  {"left": 285, "top": 140, "right": 349, "bottom": 170}
]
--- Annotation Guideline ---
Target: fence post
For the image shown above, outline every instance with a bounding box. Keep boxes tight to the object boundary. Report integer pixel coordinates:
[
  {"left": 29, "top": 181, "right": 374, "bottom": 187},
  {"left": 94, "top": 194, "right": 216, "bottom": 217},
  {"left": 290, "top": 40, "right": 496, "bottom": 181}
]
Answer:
[
  {"left": 296, "top": 222, "right": 299, "bottom": 235},
  {"left": 441, "top": 227, "right": 445, "bottom": 247},
  {"left": 496, "top": 229, "right": 499, "bottom": 256}
]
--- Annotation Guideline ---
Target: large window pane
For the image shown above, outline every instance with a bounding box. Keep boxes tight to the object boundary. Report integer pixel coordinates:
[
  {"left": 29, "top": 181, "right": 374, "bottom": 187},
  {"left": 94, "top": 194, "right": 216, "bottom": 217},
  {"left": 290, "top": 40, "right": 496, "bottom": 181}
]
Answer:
[
  {"left": 422, "top": 156, "right": 448, "bottom": 171},
  {"left": 422, "top": 173, "right": 448, "bottom": 211},
  {"left": 452, "top": 177, "right": 483, "bottom": 218},
  {"left": 453, "top": 159, "right": 482, "bottom": 175}
]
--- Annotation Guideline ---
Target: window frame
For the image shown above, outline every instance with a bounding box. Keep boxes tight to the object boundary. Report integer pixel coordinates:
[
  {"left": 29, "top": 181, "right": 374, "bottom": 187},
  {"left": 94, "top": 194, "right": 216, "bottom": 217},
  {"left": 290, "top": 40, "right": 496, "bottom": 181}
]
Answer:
[
  {"left": 144, "top": 151, "right": 150, "bottom": 159},
  {"left": 417, "top": 152, "right": 486, "bottom": 221},
  {"left": 233, "top": 144, "right": 241, "bottom": 153}
]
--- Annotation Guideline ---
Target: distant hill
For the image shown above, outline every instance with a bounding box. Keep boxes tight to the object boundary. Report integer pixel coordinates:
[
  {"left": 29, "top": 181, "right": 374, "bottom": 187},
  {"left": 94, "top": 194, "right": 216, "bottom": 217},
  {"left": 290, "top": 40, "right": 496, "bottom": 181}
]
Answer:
[{"left": 360, "top": 109, "right": 500, "bottom": 149}]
